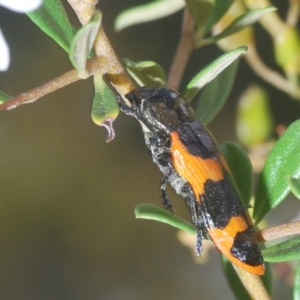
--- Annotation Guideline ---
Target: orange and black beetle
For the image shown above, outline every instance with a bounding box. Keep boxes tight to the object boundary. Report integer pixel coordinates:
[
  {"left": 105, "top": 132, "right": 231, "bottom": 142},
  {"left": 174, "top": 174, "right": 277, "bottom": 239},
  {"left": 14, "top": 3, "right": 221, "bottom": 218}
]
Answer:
[{"left": 118, "top": 86, "right": 264, "bottom": 275}]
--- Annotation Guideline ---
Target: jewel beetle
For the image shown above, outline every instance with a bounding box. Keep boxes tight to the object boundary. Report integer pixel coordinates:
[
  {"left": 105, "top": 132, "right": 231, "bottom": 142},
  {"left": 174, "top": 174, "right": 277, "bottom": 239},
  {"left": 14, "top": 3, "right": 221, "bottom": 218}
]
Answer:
[{"left": 118, "top": 86, "right": 264, "bottom": 275}]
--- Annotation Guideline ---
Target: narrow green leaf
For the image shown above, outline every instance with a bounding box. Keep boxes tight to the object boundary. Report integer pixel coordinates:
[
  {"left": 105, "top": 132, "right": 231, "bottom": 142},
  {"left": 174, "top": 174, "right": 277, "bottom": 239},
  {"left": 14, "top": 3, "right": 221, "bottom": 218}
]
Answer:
[
  {"left": 123, "top": 59, "right": 166, "bottom": 87},
  {"left": 27, "top": 0, "right": 74, "bottom": 53},
  {"left": 182, "top": 46, "right": 247, "bottom": 102},
  {"left": 0, "top": 91, "right": 12, "bottom": 103},
  {"left": 293, "top": 261, "right": 300, "bottom": 300},
  {"left": 204, "top": 0, "right": 233, "bottom": 34},
  {"left": 69, "top": 11, "right": 102, "bottom": 76},
  {"left": 222, "top": 256, "right": 273, "bottom": 299},
  {"left": 91, "top": 73, "right": 119, "bottom": 142},
  {"left": 253, "top": 120, "right": 300, "bottom": 225},
  {"left": 115, "top": 0, "right": 185, "bottom": 31},
  {"left": 134, "top": 204, "right": 209, "bottom": 237},
  {"left": 288, "top": 176, "right": 300, "bottom": 200},
  {"left": 195, "top": 58, "right": 239, "bottom": 124},
  {"left": 203, "top": 6, "right": 276, "bottom": 45},
  {"left": 185, "top": 0, "right": 214, "bottom": 29},
  {"left": 262, "top": 236, "right": 300, "bottom": 262},
  {"left": 221, "top": 142, "right": 253, "bottom": 207}
]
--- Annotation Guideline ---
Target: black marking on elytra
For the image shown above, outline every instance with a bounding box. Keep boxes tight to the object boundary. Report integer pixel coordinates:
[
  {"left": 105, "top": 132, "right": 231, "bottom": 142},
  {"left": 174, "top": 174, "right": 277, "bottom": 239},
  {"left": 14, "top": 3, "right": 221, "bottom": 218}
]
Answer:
[
  {"left": 200, "top": 179, "right": 245, "bottom": 229},
  {"left": 176, "top": 121, "right": 219, "bottom": 160},
  {"left": 231, "top": 228, "right": 264, "bottom": 266}
]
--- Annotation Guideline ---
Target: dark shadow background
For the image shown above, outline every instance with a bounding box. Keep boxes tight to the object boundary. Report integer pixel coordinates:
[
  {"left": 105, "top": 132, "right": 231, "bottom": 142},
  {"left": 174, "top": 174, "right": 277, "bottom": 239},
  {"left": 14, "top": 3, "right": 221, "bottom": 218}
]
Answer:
[{"left": 0, "top": 0, "right": 299, "bottom": 299}]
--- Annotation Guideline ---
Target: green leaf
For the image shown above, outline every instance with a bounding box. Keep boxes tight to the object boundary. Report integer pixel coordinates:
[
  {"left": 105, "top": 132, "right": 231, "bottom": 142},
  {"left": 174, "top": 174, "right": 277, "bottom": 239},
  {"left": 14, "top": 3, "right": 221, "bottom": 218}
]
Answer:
[
  {"left": 253, "top": 120, "right": 300, "bottom": 225},
  {"left": 182, "top": 46, "right": 247, "bottom": 102},
  {"left": 222, "top": 256, "right": 273, "bottom": 299},
  {"left": 262, "top": 236, "right": 300, "bottom": 262},
  {"left": 204, "top": 0, "right": 233, "bottom": 34},
  {"left": 91, "top": 73, "right": 119, "bottom": 142},
  {"left": 288, "top": 176, "right": 300, "bottom": 200},
  {"left": 0, "top": 91, "right": 12, "bottom": 104},
  {"left": 115, "top": 0, "right": 185, "bottom": 31},
  {"left": 27, "top": 0, "right": 74, "bottom": 53},
  {"left": 135, "top": 204, "right": 209, "bottom": 237},
  {"left": 123, "top": 59, "right": 166, "bottom": 87},
  {"left": 221, "top": 142, "right": 253, "bottom": 207},
  {"left": 195, "top": 58, "right": 239, "bottom": 125},
  {"left": 69, "top": 11, "right": 102, "bottom": 76},
  {"left": 197, "top": 6, "right": 277, "bottom": 47},
  {"left": 293, "top": 261, "right": 300, "bottom": 300},
  {"left": 185, "top": 0, "right": 214, "bottom": 29}
]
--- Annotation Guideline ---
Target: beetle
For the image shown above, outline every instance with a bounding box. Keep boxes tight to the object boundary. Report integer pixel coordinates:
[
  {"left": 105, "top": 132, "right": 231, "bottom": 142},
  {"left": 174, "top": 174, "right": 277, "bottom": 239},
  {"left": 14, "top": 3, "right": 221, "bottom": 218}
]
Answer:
[{"left": 118, "top": 86, "right": 264, "bottom": 275}]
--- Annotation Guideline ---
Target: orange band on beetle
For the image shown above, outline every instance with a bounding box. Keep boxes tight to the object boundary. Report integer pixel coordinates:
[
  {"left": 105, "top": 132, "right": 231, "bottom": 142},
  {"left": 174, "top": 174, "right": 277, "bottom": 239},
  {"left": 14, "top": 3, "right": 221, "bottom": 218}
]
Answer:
[
  {"left": 208, "top": 216, "right": 264, "bottom": 275},
  {"left": 170, "top": 131, "right": 224, "bottom": 202}
]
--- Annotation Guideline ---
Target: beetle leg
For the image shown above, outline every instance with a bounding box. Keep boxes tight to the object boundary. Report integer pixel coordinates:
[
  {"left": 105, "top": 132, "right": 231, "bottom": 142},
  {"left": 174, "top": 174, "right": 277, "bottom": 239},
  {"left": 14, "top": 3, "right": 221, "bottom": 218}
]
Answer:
[
  {"left": 183, "top": 189, "right": 205, "bottom": 255},
  {"left": 160, "top": 175, "right": 174, "bottom": 212},
  {"left": 195, "top": 228, "right": 203, "bottom": 255}
]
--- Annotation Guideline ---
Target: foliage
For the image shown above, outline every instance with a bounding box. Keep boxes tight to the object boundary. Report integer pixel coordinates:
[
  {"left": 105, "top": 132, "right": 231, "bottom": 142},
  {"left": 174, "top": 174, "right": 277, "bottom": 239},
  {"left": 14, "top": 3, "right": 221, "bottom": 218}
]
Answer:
[{"left": 1, "top": 0, "right": 300, "bottom": 299}]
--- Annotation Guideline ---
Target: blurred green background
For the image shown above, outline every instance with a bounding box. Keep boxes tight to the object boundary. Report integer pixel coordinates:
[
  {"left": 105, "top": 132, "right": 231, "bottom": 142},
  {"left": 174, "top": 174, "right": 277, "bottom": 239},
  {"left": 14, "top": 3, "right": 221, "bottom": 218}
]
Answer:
[{"left": 0, "top": 0, "right": 299, "bottom": 299}]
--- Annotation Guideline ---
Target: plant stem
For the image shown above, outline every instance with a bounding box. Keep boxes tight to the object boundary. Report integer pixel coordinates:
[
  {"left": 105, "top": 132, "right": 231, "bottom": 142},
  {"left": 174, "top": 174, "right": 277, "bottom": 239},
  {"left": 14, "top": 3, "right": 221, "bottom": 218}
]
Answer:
[
  {"left": 94, "top": 26, "right": 135, "bottom": 101},
  {"left": 0, "top": 55, "right": 125, "bottom": 111},
  {"left": 257, "top": 220, "right": 300, "bottom": 242},
  {"left": 246, "top": 44, "right": 300, "bottom": 99},
  {"left": 233, "top": 265, "right": 270, "bottom": 300},
  {"left": 0, "top": 68, "right": 80, "bottom": 111},
  {"left": 286, "top": 1, "right": 300, "bottom": 26},
  {"left": 67, "top": 0, "right": 97, "bottom": 25},
  {"left": 167, "top": 8, "right": 195, "bottom": 91},
  {"left": 68, "top": 0, "right": 135, "bottom": 102}
]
